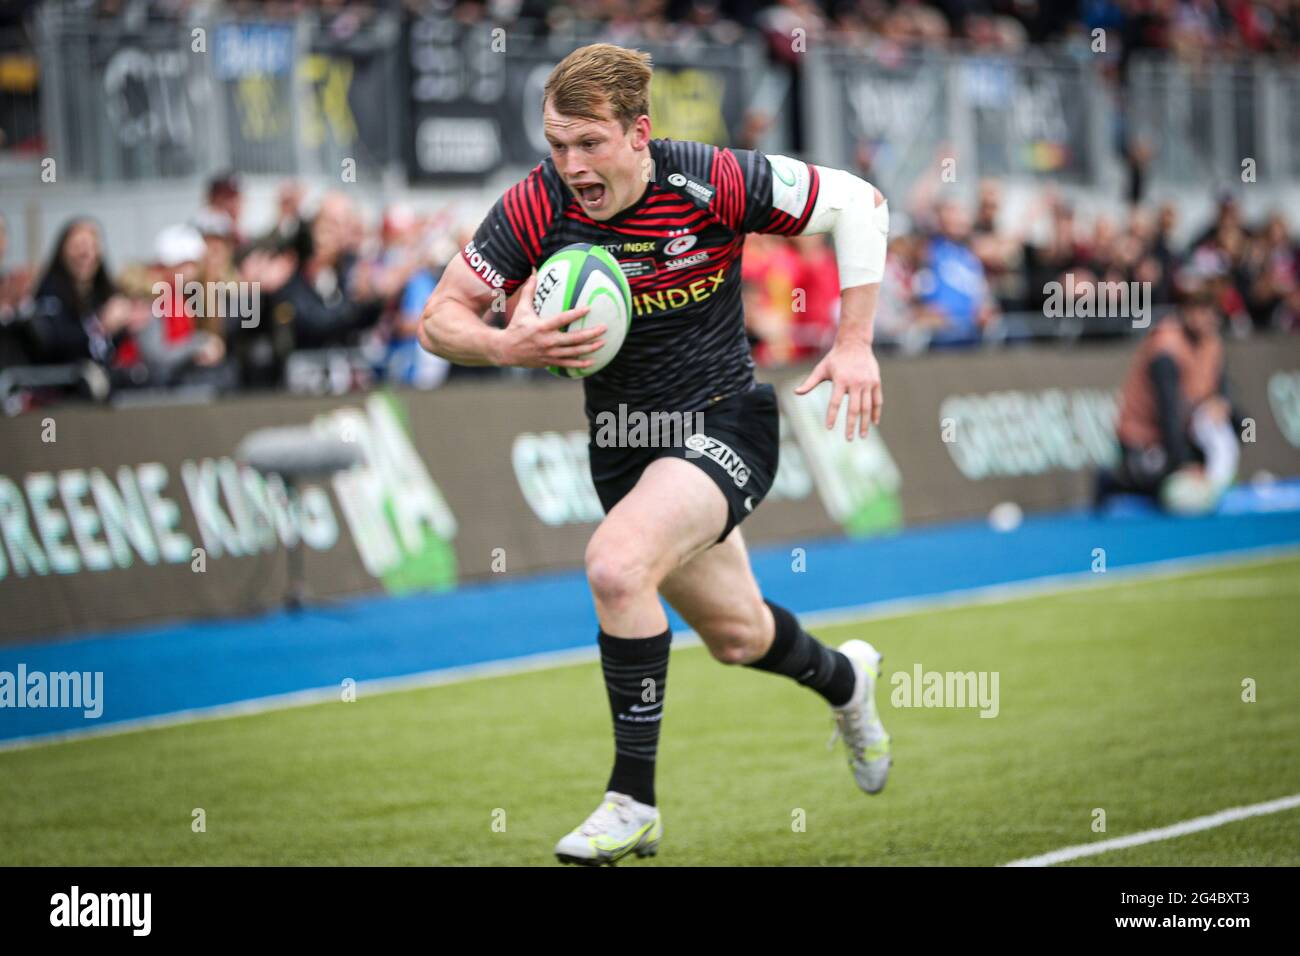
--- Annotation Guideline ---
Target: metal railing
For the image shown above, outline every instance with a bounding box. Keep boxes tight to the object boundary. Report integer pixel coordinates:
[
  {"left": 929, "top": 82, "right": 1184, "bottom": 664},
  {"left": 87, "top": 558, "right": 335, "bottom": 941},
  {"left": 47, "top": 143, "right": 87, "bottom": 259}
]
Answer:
[
  {"left": 12, "top": 7, "right": 1300, "bottom": 194},
  {"left": 804, "top": 45, "right": 1300, "bottom": 200}
]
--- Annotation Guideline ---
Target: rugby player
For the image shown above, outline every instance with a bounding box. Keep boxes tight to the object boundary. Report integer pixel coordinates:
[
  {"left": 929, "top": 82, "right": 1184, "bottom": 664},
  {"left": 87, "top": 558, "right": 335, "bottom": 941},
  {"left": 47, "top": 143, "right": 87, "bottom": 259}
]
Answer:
[{"left": 419, "top": 43, "right": 892, "bottom": 865}]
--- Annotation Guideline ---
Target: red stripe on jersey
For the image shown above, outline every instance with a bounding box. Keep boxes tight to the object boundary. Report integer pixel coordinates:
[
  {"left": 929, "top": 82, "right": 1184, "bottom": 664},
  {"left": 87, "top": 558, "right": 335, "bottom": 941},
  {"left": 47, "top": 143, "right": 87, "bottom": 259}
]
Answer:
[
  {"left": 712, "top": 148, "right": 744, "bottom": 232},
  {"left": 503, "top": 181, "right": 527, "bottom": 252},
  {"left": 518, "top": 171, "right": 542, "bottom": 259},
  {"left": 502, "top": 166, "right": 551, "bottom": 261},
  {"left": 563, "top": 208, "right": 709, "bottom": 237},
  {"left": 617, "top": 211, "right": 711, "bottom": 231},
  {"left": 769, "top": 210, "right": 800, "bottom": 236},
  {"left": 532, "top": 169, "right": 553, "bottom": 244},
  {"left": 760, "top": 162, "right": 820, "bottom": 235}
]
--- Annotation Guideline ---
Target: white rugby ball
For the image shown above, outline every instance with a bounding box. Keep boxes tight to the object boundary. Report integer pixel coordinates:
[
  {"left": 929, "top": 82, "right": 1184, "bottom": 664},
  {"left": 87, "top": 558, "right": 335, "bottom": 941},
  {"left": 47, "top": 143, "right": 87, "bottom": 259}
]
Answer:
[{"left": 533, "top": 243, "right": 632, "bottom": 379}]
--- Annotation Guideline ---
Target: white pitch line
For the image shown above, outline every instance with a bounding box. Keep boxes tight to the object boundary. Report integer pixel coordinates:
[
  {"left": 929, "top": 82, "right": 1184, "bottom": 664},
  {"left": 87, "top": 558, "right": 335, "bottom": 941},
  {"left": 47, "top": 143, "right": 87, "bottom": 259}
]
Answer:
[
  {"left": 1004, "top": 793, "right": 1300, "bottom": 867},
  {"left": 0, "top": 541, "right": 1295, "bottom": 754}
]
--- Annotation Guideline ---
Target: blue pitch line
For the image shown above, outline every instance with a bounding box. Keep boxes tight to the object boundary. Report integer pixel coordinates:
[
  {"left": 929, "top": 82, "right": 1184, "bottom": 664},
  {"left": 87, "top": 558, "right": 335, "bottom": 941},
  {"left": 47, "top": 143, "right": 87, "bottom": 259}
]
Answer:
[{"left": 1, "top": 507, "right": 1299, "bottom": 744}]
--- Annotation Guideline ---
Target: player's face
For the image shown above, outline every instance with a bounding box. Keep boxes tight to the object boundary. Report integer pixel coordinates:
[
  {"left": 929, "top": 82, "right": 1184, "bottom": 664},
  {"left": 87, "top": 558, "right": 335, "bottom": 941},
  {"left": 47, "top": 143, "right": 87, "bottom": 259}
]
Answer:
[{"left": 544, "top": 100, "right": 651, "bottom": 222}]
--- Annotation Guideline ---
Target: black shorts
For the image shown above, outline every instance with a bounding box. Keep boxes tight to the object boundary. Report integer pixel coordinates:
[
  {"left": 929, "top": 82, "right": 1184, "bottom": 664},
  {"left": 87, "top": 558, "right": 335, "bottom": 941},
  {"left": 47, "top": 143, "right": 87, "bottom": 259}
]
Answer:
[{"left": 587, "top": 382, "right": 781, "bottom": 545}]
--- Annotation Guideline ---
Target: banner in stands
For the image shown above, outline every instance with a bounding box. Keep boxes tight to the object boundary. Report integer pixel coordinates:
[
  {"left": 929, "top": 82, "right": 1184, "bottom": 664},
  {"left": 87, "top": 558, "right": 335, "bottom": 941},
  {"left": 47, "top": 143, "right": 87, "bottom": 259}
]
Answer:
[
  {"left": 55, "top": 22, "right": 211, "bottom": 180},
  {"left": 405, "top": 23, "right": 761, "bottom": 180},
  {"left": 2, "top": 339, "right": 1298, "bottom": 643},
  {"left": 213, "top": 22, "right": 298, "bottom": 175},
  {"left": 816, "top": 49, "right": 1094, "bottom": 202},
  {"left": 214, "top": 13, "right": 403, "bottom": 177},
  {"left": 300, "top": 13, "right": 402, "bottom": 176}
]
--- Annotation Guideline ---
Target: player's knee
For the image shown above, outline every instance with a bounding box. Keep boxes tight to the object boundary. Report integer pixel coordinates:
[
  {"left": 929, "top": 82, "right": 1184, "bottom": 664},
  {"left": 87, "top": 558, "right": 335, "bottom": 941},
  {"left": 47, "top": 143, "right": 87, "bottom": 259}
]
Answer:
[{"left": 585, "top": 543, "right": 655, "bottom": 608}]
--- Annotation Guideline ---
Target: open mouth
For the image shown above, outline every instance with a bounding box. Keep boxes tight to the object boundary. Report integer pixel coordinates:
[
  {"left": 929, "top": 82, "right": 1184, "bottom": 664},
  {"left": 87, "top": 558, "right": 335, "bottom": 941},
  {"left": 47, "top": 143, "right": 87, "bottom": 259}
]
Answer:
[{"left": 574, "top": 182, "right": 606, "bottom": 209}]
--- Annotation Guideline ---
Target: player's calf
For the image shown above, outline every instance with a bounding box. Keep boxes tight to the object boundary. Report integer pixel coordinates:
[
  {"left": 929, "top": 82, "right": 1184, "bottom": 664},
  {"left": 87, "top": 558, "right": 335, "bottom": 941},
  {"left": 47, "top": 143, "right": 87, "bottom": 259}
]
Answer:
[{"left": 745, "top": 599, "right": 857, "bottom": 706}]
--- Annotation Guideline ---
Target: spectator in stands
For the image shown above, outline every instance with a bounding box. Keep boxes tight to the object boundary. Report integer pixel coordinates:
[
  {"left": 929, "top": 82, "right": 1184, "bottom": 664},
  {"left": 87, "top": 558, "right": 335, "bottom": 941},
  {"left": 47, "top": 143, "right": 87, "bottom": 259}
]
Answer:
[
  {"left": 0, "top": 211, "right": 33, "bottom": 327},
  {"left": 741, "top": 232, "right": 805, "bottom": 366},
  {"left": 1152, "top": 202, "right": 1181, "bottom": 272},
  {"left": 970, "top": 179, "right": 1025, "bottom": 310},
  {"left": 252, "top": 180, "right": 306, "bottom": 256},
  {"left": 0, "top": 212, "right": 36, "bottom": 369},
  {"left": 111, "top": 224, "right": 226, "bottom": 389},
  {"left": 361, "top": 204, "right": 450, "bottom": 389},
  {"left": 788, "top": 233, "right": 841, "bottom": 356},
  {"left": 201, "top": 171, "right": 246, "bottom": 248},
  {"left": 27, "top": 218, "right": 137, "bottom": 369},
  {"left": 914, "top": 199, "right": 997, "bottom": 346},
  {"left": 269, "top": 192, "right": 384, "bottom": 354},
  {"left": 1022, "top": 194, "right": 1084, "bottom": 313},
  {"left": 1096, "top": 276, "right": 1242, "bottom": 512},
  {"left": 875, "top": 228, "right": 937, "bottom": 352},
  {"left": 1242, "top": 211, "right": 1299, "bottom": 331}
]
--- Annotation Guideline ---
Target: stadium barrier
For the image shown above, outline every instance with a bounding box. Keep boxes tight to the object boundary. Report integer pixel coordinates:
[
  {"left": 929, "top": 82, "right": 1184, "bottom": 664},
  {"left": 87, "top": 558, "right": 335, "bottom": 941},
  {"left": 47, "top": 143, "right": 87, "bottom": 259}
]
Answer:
[{"left": 3, "top": 336, "right": 1298, "bottom": 644}]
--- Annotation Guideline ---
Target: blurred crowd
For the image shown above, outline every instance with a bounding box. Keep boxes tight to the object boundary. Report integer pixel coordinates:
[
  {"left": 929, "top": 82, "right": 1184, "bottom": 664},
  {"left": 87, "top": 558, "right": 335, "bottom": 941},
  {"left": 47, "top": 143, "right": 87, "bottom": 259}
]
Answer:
[
  {"left": 743, "top": 178, "right": 1300, "bottom": 359},
  {"left": 8, "top": 1, "right": 1300, "bottom": 58},
  {"left": 2, "top": 167, "right": 1296, "bottom": 412},
  {"left": 0, "top": 174, "right": 478, "bottom": 407}
]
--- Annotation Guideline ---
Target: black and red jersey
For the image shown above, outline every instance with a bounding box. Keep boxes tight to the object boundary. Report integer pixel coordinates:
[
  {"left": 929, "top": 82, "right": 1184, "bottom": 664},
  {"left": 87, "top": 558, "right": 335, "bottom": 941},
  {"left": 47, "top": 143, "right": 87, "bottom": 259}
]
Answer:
[{"left": 460, "top": 138, "right": 820, "bottom": 420}]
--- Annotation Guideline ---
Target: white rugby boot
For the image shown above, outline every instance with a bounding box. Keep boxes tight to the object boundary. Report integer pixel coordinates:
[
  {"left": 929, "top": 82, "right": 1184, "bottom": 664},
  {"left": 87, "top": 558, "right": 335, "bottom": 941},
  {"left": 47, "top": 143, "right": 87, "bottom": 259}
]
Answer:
[
  {"left": 828, "top": 640, "right": 892, "bottom": 794},
  {"left": 554, "top": 791, "right": 662, "bottom": 866}
]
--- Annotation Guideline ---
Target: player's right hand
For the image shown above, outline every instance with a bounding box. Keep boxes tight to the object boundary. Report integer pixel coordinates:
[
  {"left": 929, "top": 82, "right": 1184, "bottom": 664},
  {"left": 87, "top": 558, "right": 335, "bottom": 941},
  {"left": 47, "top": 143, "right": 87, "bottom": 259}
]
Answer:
[{"left": 493, "top": 273, "right": 607, "bottom": 369}]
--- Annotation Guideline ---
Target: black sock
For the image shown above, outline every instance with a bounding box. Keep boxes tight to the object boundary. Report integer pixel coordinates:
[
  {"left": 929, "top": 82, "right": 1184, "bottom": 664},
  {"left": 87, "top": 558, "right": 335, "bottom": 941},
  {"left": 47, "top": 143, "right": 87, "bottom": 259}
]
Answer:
[
  {"left": 599, "top": 627, "right": 671, "bottom": 807},
  {"left": 746, "top": 599, "right": 856, "bottom": 707}
]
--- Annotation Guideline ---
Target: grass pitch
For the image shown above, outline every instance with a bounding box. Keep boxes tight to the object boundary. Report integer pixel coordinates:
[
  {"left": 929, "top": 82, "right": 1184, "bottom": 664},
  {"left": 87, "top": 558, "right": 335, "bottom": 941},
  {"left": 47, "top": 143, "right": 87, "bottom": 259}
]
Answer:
[{"left": 2, "top": 555, "right": 1297, "bottom": 866}]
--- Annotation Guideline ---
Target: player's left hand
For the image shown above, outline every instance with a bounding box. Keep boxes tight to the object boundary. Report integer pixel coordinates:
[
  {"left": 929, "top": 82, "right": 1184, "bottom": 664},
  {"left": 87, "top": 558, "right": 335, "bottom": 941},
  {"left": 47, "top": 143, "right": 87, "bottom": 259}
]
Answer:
[{"left": 793, "top": 341, "right": 882, "bottom": 440}]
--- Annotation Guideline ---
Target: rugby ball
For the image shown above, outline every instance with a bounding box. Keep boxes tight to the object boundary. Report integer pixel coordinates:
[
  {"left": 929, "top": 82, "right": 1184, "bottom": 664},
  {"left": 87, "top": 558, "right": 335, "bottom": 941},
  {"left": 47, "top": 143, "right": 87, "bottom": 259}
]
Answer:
[
  {"left": 533, "top": 243, "right": 632, "bottom": 378},
  {"left": 1159, "top": 467, "right": 1219, "bottom": 516}
]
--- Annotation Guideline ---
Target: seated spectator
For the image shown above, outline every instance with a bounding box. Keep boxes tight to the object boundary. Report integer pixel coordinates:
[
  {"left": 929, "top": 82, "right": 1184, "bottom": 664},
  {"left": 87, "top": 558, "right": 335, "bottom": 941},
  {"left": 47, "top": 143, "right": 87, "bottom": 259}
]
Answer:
[{"left": 1096, "top": 278, "right": 1242, "bottom": 513}]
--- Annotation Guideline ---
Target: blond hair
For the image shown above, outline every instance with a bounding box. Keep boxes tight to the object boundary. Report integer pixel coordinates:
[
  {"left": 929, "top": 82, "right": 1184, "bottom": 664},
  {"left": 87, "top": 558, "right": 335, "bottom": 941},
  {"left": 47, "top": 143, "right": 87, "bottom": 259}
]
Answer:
[{"left": 543, "top": 43, "right": 653, "bottom": 130}]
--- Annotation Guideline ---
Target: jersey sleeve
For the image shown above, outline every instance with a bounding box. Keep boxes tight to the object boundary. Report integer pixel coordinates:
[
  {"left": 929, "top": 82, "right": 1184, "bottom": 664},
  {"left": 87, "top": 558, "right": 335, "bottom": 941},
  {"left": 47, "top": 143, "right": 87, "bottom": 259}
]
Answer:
[
  {"left": 460, "top": 163, "right": 555, "bottom": 296},
  {"left": 710, "top": 147, "right": 820, "bottom": 237}
]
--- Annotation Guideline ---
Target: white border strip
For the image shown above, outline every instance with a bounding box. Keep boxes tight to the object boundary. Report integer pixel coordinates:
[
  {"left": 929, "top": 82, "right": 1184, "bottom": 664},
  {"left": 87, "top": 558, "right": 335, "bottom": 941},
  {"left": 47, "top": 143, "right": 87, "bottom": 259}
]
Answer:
[
  {"left": 1004, "top": 793, "right": 1300, "bottom": 866},
  {"left": 1, "top": 542, "right": 1296, "bottom": 755}
]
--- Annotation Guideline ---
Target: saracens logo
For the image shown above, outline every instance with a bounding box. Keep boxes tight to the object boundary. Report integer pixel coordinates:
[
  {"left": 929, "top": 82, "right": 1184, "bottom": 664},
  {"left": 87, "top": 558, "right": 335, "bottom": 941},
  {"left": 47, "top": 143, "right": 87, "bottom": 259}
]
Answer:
[
  {"left": 667, "top": 172, "right": 715, "bottom": 206},
  {"left": 664, "top": 235, "right": 697, "bottom": 256},
  {"left": 664, "top": 251, "right": 709, "bottom": 271},
  {"left": 684, "top": 433, "right": 750, "bottom": 487},
  {"left": 463, "top": 239, "right": 505, "bottom": 289}
]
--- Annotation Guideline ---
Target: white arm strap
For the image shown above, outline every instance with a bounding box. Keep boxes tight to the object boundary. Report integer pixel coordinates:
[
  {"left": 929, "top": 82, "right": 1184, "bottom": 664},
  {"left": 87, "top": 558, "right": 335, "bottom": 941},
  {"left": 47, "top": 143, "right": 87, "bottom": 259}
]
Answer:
[{"left": 764, "top": 155, "right": 888, "bottom": 289}]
